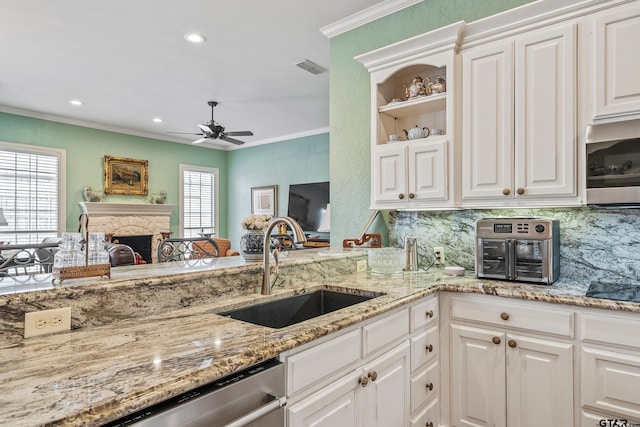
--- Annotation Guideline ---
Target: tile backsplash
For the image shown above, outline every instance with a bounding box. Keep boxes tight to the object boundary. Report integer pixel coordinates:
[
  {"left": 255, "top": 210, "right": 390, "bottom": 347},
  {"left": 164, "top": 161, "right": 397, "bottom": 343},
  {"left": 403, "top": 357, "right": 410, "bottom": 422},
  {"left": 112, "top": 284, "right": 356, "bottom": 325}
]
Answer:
[{"left": 387, "top": 207, "right": 640, "bottom": 285}]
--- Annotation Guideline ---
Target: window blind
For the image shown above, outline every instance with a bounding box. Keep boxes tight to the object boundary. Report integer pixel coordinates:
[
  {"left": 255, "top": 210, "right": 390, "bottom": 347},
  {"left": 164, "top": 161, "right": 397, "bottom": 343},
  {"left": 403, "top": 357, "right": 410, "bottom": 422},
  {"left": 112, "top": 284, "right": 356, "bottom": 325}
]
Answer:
[
  {"left": 182, "top": 168, "right": 216, "bottom": 238},
  {"left": 0, "top": 149, "right": 59, "bottom": 244}
]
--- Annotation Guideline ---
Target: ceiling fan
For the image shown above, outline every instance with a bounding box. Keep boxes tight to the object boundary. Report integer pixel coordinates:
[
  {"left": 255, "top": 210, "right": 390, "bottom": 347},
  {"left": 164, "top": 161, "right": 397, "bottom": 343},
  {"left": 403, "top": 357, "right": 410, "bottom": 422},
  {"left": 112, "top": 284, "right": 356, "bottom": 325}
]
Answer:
[{"left": 168, "top": 101, "right": 253, "bottom": 145}]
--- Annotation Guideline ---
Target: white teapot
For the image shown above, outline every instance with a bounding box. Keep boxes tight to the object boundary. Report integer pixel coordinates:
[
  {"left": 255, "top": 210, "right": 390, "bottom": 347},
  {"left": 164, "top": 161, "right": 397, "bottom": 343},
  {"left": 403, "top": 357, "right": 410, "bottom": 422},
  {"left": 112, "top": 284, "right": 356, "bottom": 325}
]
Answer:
[{"left": 403, "top": 125, "right": 430, "bottom": 140}]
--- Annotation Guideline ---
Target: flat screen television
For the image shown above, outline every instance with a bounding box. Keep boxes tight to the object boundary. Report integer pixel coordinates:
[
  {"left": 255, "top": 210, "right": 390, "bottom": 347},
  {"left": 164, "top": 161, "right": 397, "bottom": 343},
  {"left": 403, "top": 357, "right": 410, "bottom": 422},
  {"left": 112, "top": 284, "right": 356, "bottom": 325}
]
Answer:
[{"left": 287, "top": 181, "right": 330, "bottom": 236}]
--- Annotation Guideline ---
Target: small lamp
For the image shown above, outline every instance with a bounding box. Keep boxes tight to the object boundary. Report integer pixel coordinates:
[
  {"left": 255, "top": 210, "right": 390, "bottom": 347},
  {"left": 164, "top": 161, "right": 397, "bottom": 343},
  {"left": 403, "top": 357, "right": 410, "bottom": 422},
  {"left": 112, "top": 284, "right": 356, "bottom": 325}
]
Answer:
[
  {"left": 317, "top": 204, "right": 331, "bottom": 232},
  {"left": 0, "top": 208, "right": 8, "bottom": 226}
]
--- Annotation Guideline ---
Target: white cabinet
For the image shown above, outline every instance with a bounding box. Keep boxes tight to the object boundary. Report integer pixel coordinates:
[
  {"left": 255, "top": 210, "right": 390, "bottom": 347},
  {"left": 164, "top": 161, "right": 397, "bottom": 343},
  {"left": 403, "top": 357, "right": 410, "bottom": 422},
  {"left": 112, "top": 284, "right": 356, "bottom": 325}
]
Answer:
[
  {"left": 580, "top": 311, "right": 640, "bottom": 423},
  {"left": 592, "top": 2, "right": 640, "bottom": 122},
  {"left": 373, "top": 139, "right": 448, "bottom": 205},
  {"left": 356, "top": 23, "right": 464, "bottom": 210},
  {"left": 446, "top": 293, "right": 575, "bottom": 427},
  {"left": 461, "top": 22, "right": 578, "bottom": 206},
  {"left": 288, "top": 342, "right": 410, "bottom": 427}
]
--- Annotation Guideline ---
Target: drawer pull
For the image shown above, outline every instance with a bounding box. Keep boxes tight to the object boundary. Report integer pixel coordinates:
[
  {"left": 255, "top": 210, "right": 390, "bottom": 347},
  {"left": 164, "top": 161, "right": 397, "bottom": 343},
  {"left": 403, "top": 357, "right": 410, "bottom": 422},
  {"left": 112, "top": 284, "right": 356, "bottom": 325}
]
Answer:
[
  {"left": 358, "top": 376, "right": 369, "bottom": 387},
  {"left": 426, "top": 310, "right": 434, "bottom": 318},
  {"left": 409, "top": 192, "right": 416, "bottom": 199},
  {"left": 426, "top": 382, "right": 433, "bottom": 391},
  {"left": 368, "top": 371, "right": 378, "bottom": 381},
  {"left": 426, "top": 423, "right": 434, "bottom": 427},
  {"left": 426, "top": 344, "right": 433, "bottom": 353},
  {"left": 500, "top": 312, "right": 510, "bottom": 321},
  {"left": 492, "top": 336, "right": 501, "bottom": 345},
  {"left": 516, "top": 188, "right": 525, "bottom": 195},
  {"left": 398, "top": 193, "right": 405, "bottom": 200},
  {"left": 503, "top": 188, "right": 511, "bottom": 196},
  {"left": 508, "top": 340, "right": 517, "bottom": 348}
]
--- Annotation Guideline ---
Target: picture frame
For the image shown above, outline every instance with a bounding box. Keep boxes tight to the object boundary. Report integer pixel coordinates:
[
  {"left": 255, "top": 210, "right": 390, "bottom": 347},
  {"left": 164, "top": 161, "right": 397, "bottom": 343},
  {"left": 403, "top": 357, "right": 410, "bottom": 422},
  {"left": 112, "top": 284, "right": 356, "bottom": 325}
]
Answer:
[
  {"left": 103, "top": 156, "right": 149, "bottom": 195},
  {"left": 251, "top": 185, "right": 277, "bottom": 216}
]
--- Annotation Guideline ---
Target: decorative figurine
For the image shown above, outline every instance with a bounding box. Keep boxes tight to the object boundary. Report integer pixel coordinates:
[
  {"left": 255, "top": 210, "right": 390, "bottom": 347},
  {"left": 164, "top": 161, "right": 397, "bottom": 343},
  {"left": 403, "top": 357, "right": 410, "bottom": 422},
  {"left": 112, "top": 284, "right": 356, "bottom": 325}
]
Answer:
[
  {"left": 150, "top": 190, "right": 168, "bottom": 204},
  {"left": 429, "top": 77, "right": 446, "bottom": 94},
  {"left": 81, "top": 185, "right": 104, "bottom": 202}
]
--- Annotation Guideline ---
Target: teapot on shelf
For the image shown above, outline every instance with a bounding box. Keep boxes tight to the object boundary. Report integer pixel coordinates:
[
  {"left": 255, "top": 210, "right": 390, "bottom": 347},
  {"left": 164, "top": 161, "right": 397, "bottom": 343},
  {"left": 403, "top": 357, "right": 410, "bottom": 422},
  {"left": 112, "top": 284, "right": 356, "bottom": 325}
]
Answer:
[
  {"left": 403, "top": 125, "right": 430, "bottom": 140},
  {"left": 428, "top": 77, "right": 446, "bottom": 94},
  {"left": 404, "top": 75, "right": 431, "bottom": 99}
]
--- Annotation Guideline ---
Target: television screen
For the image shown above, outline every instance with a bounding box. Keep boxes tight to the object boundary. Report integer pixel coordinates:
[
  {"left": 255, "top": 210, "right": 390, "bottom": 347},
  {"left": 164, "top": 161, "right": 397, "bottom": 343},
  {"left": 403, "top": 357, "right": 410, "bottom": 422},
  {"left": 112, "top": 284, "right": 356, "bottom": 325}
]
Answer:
[{"left": 287, "top": 181, "right": 330, "bottom": 234}]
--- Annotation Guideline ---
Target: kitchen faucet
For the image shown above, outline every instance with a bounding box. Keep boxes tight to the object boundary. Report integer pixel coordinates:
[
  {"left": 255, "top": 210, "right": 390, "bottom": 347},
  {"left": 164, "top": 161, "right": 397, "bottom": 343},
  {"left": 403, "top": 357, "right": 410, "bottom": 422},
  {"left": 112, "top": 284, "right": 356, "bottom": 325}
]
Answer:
[{"left": 262, "top": 217, "right": 307, "bottom": 295}]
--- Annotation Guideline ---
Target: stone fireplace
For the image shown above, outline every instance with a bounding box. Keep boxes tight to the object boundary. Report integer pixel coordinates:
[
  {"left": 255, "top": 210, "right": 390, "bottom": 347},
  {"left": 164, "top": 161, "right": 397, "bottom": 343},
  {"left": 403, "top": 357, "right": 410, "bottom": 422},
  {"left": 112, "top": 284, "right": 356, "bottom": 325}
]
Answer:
[{"left": 79, "top": 202, "right": 176, "bottom": 263}]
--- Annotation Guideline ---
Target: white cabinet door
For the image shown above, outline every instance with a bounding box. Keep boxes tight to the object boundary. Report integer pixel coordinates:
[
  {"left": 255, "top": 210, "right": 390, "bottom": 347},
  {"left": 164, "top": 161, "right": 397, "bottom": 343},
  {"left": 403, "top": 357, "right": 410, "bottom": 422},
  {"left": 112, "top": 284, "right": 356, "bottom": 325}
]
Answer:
[
  {"left": 372, "top": 144, "right": 407, "bottom": 205},
  {"left": 462, "top": 41, "right": 514, "bottom": 201},
  {"left": 594, "top": 3, "right": 640, "bottom": 120},
  {"left": 361, "top": 341, "right": 410, "bottom": 427},
  {"left": 408, "top": 140, "right": 448, "bottom": 202},
  {"left": 514, "top": 22, "right": 577, "bottom": 198},
  {"left": 505, "top": 333, "right": 574, "bottom": 427},
  {"left": 288, "top": 370, "right": 360, "bottom": 427},
  {"left": 450, "top": 324, "right": 506, "bottom": 427}
]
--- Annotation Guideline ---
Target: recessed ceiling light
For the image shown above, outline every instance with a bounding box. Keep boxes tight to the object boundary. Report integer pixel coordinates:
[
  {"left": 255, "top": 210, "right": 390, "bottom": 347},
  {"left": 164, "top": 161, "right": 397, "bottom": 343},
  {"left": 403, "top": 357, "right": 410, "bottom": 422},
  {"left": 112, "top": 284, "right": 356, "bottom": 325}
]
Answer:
[
  {"left": 152, "top": 117, "right": 163, "bottom": 123},
  {"left": 69, "top": 99, "right": 83, "bottom": 106},
  {"left": 184, "top": 32, "right": 206, "bottom": 44}
]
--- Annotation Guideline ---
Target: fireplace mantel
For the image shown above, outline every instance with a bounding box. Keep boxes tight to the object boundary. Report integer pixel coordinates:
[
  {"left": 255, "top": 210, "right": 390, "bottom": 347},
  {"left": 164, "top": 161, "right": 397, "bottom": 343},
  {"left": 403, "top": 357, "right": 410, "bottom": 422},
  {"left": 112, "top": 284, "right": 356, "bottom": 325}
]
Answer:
[{"left": 79, "top": 202, "right": 176, "bottom": 217}]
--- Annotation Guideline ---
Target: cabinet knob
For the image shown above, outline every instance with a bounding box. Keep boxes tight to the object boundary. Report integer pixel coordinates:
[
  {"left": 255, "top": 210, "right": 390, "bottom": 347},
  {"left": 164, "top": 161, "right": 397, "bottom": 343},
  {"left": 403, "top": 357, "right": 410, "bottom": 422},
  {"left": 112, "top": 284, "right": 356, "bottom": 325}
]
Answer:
[
  {"left": 426, "top": 310, "right": 434, "bottom": 318},
  {"left": 426, "top": 382, "right": 434, "bottom": 391},
  {"left": 426, "top": 344, "right": 433, "bottom": 353},
  {"left": 500, "top": 312, "right": 510, "bottom": 321},
  {"left": 368, "top": 371, "right": 378, "bottom": 381},
  {"left": 358, "top": 376, "right": 369, "bottom": 387},
  {"left": 502, "top": 188, "right": 511, "bottom": 196},
  {"left": 508, "top": 340, "right": 517, "bottom": 348},
  {"left": 426, "top": 423, "right": 434, "bottom": 427},
  {"left": 516, "top": 188, "right": 525, "bottom": 195},
  {"left": 409, "top": 192, "right": 415, "bottom": 199},
  {"left": 492, "top": 336, "right": 501, "bottom": 345},
  {"left": 398, "top": 193, "right": 405, "bottom": 200}
]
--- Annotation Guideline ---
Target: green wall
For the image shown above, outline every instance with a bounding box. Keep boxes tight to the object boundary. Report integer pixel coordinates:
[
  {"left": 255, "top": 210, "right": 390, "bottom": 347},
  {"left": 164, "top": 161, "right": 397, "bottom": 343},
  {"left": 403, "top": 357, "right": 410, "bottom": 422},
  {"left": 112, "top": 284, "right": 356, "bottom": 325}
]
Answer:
[
  {"left": 227, "top": 133, "right": 330, "bottom": 245},
  {"left": 0, "top": 112, "right": 229, "bottom": 237},
  {"left": 328, "top": 0, "right": 535, "bottom": 245}
]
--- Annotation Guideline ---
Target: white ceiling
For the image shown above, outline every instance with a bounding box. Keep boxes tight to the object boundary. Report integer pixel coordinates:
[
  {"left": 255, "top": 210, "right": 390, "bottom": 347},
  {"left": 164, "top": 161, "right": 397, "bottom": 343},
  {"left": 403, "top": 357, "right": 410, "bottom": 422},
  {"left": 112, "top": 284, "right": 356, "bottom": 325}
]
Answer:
[{"left": 0, "top": 0, "right": 384, "bottom": 149}]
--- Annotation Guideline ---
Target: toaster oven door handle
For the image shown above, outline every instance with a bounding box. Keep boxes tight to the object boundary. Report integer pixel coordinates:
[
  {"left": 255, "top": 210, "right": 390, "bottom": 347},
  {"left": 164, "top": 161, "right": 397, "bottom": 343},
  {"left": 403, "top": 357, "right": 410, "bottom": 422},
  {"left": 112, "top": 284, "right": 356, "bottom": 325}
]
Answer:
[{"left": 506, "top": 239, "right": 514, "bottom": 280}]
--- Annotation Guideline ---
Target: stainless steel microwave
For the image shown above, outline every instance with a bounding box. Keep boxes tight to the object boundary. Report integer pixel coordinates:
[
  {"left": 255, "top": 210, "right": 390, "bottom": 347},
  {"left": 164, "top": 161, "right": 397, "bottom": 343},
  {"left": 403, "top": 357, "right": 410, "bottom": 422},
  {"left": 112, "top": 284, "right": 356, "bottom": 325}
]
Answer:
[{"left": 586, "top": 120, "right": 640, "bottom": 205}]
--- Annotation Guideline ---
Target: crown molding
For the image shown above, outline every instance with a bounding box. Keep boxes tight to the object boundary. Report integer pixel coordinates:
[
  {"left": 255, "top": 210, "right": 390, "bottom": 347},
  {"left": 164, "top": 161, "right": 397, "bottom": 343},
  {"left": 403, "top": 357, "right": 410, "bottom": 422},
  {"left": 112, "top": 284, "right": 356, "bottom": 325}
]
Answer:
[{"left": 320, "top": 0, "right": 423, "bottom": 39}]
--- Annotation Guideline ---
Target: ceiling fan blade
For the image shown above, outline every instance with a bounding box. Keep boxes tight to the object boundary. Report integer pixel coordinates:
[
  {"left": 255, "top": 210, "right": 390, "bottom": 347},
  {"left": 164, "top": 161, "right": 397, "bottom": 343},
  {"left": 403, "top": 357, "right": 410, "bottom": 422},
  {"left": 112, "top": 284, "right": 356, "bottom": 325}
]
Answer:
[
  {"left": 166, "top": 131, "right": 204, "bottom": 136},
  {"left": 220, "top": 135, "right": 245, "bottom": 145},
  {"left": 192, "top": 137, "right": 209, "bottom": 144},
  {"left": 224, "top": 131, "right": 253, "bottom": 137},
  {"left": 197, "top": 124, "right": 212, "bottom": 134}
]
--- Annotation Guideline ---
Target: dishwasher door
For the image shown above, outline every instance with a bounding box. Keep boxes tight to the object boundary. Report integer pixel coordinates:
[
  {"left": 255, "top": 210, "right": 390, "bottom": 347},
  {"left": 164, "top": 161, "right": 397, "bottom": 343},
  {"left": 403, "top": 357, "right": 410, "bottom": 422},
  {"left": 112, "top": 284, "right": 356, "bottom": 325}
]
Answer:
[{"left": 104, "top": 358, "right": 285, "bottom": 427}]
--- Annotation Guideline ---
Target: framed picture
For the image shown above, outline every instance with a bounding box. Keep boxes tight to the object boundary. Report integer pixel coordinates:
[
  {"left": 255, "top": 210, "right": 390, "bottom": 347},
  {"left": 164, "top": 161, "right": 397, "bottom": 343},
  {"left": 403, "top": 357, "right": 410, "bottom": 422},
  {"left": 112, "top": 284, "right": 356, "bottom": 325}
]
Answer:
[
  {"left": 103, "top": 156, "right": 149, "bottom": 195},
  {"left": 251, "top": 185, "right": 277, "bottom": 216}
]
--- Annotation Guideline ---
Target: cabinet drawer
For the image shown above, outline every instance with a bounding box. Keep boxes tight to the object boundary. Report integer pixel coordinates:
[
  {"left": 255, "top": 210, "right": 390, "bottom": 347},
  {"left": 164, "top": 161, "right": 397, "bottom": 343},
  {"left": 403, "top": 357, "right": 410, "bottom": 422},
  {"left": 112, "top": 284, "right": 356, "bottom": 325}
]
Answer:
[
  {"left": 581, "top": 313, "right": 640, "bottom": 350},
  {"left": 450, "top": 294, "right": 574, "bottom": 337},
  {"left": 410, "top": 296, "right": 438, "bottom": 332},
  {"left": 582, "top": 347, "right": 640, "bottom": 420},
  {"left": 410, "top": 324, "right": 438, "bottom": 372},
  {"left": 362, "top": 308, "right": 409, "bottom": 357},
  {"left": 410, "top": 360, "right": 439, "bottom": 413},
  {"left": 287, "top": 329, "right": 361, "bottom": 394}
]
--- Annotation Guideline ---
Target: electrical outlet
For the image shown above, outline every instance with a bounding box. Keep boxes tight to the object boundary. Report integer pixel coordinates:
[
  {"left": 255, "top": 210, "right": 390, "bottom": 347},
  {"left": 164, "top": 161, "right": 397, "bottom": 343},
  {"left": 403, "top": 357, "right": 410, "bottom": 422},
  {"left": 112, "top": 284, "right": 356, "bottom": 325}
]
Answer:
[
  {"left": 433, "top": 247, "right": 445, "bottom": 266},
  {"left": 356, "top": 260, "right": 367, "bottom": 272},
  {"left": 24, "top": 307, "right": 71, "bottom": 338}
]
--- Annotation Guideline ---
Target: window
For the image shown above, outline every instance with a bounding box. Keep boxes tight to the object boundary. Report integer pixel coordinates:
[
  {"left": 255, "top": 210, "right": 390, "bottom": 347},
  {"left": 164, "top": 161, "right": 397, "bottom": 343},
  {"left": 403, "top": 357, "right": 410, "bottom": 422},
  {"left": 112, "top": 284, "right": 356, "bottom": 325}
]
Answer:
[
  {"left": 0, "top": 142, "right": 66, "bottom": 245},
  {"left": 180, "top": 165, "right": 219, "bottom": 238}
]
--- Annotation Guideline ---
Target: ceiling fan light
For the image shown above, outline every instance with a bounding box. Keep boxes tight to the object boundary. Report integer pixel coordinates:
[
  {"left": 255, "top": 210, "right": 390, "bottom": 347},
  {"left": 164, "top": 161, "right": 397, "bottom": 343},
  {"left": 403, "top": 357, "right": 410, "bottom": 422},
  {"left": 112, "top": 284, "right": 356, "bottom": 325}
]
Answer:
[{"left": 184, "top": 33, "right": 206, "bottom": 44}]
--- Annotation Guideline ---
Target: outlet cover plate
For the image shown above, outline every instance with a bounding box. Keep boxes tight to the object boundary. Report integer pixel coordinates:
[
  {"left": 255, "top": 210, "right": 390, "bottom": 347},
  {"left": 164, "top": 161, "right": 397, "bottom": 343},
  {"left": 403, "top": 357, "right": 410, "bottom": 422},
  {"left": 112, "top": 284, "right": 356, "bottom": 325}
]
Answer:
[{"left": 24, "top": 307, "right": 71, "bottom": 338}]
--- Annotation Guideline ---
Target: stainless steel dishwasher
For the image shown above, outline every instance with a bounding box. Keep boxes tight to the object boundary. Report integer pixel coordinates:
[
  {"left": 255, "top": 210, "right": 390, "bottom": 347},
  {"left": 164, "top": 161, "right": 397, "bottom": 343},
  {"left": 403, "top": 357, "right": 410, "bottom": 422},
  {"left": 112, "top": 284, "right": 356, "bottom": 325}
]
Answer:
[{"left": 104, "top": 358, "right": 285, "bottom": 427}]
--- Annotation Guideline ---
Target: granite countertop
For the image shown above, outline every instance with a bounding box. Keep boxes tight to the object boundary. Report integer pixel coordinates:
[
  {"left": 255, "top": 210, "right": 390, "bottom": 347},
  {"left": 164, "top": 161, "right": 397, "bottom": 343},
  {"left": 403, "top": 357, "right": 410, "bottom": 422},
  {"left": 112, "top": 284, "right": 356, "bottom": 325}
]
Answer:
[{"left": 2, "top": 256, "right": 640, "bottom": 427}]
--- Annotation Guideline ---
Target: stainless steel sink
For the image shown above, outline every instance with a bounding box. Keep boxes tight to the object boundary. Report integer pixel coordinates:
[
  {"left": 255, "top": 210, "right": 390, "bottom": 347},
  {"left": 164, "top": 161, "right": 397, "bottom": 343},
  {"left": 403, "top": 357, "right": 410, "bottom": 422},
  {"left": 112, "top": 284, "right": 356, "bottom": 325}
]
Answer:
[{"left": 219, "top": 289, "right": 384, "bottom": 329}]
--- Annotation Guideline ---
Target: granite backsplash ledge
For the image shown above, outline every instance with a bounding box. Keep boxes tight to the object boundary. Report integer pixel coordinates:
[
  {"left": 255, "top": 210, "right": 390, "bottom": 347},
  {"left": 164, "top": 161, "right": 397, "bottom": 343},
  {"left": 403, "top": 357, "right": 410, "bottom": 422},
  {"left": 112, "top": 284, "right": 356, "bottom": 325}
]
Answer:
[
  {"left": 0, "top": 252, "right": 365, "bottom": 344},
  {"left": 388, "top": 207, "right": 640, "bottom": 285}
]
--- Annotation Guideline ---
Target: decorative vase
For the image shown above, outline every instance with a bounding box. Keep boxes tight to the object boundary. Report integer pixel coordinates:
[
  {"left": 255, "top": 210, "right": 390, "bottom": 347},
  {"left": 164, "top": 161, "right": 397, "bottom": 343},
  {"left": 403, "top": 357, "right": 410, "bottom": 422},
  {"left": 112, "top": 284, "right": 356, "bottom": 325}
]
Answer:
[{"left": 240, "top": 229, "right": 265, "bottom": 262}]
